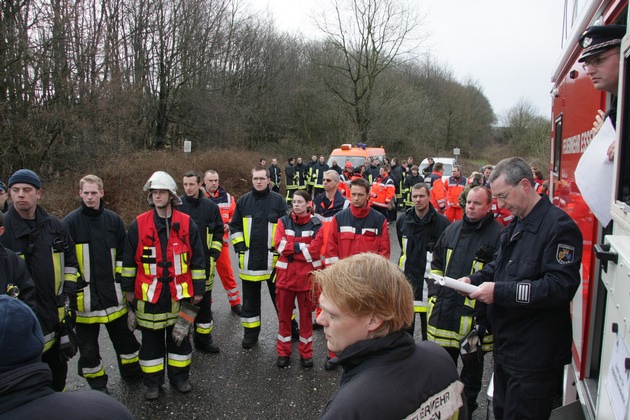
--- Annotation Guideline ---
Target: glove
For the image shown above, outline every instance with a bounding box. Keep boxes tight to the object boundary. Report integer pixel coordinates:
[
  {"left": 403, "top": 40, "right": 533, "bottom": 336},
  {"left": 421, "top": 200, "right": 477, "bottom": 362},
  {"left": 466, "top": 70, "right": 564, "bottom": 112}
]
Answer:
[
  {"left": 460, "top": 325, "right": 483, "bottom": 363},
  {"left": 172, "top": 302, "right": 200, "bottom": 346},
  {"left": 127, "top": 305, "right": 137, "bottom": 332}
]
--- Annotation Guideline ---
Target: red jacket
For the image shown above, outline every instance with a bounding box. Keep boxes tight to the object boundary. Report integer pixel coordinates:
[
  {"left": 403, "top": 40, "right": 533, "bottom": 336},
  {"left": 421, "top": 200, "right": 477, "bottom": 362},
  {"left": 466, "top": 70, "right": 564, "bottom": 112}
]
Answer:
[
  {"left": 445, "top": 176, "right": 467, "bottom": 208},
  {"left": 430, "top": 173, "right": 447, "bottom": 213},
  {"left": 274, "top": 213, "right": 324, "bottom": 291},
  {"left": 324, "top": 204, "right": 390, "bottom": 265}
]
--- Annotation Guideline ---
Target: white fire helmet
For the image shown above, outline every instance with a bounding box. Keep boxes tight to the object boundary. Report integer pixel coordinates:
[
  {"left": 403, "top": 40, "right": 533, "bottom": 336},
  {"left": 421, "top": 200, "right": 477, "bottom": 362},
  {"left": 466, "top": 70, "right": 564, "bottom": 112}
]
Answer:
[{"left": 143, "top": 171, "right": 182, "bottom": 206}]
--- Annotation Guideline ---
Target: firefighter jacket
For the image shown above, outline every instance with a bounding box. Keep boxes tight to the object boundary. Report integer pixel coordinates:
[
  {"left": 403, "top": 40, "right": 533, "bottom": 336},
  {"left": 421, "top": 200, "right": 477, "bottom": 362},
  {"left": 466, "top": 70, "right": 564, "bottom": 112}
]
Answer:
[
  {"left": 121, "top": 209, "right": 206, "bottom": 324},
  {"left": 0, "top": 244, "right": 36, "bottom": 311},
  {"left": 369, "top": 174, "right": 395, "bottom": 209},
  {"left": 305, "top": 160, "right": 317, "bottom": 186},
  {"left": 295, "top": 163, "right": 308, "bottom": 189},
  {"left": 63, "top": 201, "right": 128, "bottom": 324},
  {"left": 1, "top": 205, "right": 78, "bottom": 352},
  {"left": 180, "top": 191, "right": 223, "bottom": 286},
  {"left": 469, "top": 196, "right": 582, "bottom": 371},
  {"left": 403, "top": 174, "right": 424, "bottom": 206},
  {"left": 427, "top": 213, "right": 503, "bottom": 349},
  {"left": 285, "top": 164, "right": 296, "bottom": 190},
  {"left": 230, "top": 186, "right": 287, "bottom": 281},
  {"left": 320, "top": 332, "right": 467, "bottom": 420},
  {"left": 534, "top": 177, "right": 545, "bottom": 195},
  {"left": 396, "top": 204, "right": 449, "bottom": 288},
  {"left": 310, "top": 162, "right": 329, "bottom": 190},
  {"left": 429, "top": 173, "right": 447, "bottom": 213},
  {"left": 363, "top": 165, "right": 380, "bottom": 185},
  {"left": 313, "top": 190, "right": 349, "bottom": 223},
  {"left": 268, "top": 164, "right": 282, "bottom": 189},
  {"left": 446, "top": 176, "right": 467, "bottom": 208},
  {"left": 390, "top": 164, "right": 404, "bottom": 200},
  {"left": 324, "top": 203, "right": 390, "bottom": 265},
  {"left": 274, "top": 213, "right": 324, "bottom": 291},
  {"left": 207, "top": 186, "right": 235, "bottom": 243}
]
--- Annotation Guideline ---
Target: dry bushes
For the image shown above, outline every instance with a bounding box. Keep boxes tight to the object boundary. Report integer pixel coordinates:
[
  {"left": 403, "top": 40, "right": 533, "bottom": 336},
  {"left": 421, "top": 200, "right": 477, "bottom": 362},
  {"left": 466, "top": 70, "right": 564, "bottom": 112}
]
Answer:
[{"left": 41, "top": 148, "right": 268, "bottom": 225}]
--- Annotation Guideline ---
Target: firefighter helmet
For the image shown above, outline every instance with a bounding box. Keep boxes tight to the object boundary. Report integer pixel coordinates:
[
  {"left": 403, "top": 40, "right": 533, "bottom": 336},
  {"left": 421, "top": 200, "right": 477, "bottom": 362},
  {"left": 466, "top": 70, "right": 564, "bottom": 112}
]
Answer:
[{"left": 144, "top": 171, "right": 182, "bottom": 206}]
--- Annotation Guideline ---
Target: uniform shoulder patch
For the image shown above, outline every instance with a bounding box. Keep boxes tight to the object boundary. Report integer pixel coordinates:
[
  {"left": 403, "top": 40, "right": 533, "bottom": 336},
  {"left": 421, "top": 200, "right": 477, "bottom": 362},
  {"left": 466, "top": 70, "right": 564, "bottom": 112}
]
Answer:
[{"left": 556, "top": 244, "right": 575, "bottom": 264}]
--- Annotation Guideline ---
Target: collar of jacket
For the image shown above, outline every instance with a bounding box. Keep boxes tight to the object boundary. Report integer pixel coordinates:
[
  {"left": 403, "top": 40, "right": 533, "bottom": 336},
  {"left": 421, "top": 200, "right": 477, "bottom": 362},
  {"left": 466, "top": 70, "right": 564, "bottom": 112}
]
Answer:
[
  {"left": 335, "top": 331, "right": 414, "bottom": 371},
  {"left": 251, "top": 186, "right": 270, "bottom": 198},
  {"left": 349, "top": 203, "right": 371, "bottom": 218},
  {"left": 405, "top": 203, "right": 437, "bottom": 225},
  {"left": 80, "top": 199, "right": 105, "bottom": 217},
  {"left": 291, "top": 212, "right": 312, "bottom": 225},
  {"left": 183, "top": 190, "right": 204, "bottom": 207},
  {"left": 462, "top": 212, "right": 495, "bottom": 231},
  {"left": 6, "top": 205, "right": 48, "bottom": 238},
  {"left": 0, "top": 362, "right": 54, "bottom": 414},
  {"left": 509, "top": 195, "right": 550, "bottom": 235}
]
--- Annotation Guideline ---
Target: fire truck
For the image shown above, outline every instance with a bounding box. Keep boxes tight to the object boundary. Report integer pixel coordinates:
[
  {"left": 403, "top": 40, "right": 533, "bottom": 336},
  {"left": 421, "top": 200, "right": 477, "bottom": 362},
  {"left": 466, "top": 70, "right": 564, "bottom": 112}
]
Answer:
[{"left": 551, "top": 0, "right": 630, "bottom": 418}]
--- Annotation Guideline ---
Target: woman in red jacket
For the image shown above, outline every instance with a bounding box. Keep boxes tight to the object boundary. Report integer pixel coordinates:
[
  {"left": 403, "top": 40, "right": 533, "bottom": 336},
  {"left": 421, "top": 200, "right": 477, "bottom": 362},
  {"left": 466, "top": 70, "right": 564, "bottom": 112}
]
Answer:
[{"left": 274, "top": 190, "right": 324, "bottom": 368}]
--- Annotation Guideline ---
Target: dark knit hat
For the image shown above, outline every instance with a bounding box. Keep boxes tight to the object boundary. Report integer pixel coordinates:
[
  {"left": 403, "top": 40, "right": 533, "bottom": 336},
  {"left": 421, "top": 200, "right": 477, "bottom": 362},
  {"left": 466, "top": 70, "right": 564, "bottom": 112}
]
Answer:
[
  {"left": 0, "top": 295, "right": 44, "bottom": 374},
  {"left": 578, "top": 24, "right": 626, "bottom": 62},
  {"left": 8, "top": 169, "right": 42, "bottom": 189}
]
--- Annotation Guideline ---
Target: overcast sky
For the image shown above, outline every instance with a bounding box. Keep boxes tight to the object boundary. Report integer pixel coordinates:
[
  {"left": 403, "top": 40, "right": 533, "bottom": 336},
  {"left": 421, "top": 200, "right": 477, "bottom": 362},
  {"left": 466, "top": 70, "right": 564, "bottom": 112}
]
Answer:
[{"left": 252, "top": 0, "right": 566, "bottom": 120}]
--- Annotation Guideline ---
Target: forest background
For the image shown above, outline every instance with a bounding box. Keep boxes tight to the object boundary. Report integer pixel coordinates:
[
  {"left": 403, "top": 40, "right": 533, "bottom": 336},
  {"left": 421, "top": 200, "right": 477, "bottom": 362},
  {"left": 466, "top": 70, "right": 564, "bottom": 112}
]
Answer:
[{"left": 0, "top": 0, "right": 550, "bottom": 223}]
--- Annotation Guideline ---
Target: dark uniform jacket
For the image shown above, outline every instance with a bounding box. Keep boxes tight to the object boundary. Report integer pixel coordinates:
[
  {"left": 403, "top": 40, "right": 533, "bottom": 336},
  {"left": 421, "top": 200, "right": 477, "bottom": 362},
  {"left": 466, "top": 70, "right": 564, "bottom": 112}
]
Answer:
[
  {"left": 285, "top": 164, "right": 296, "bottom": 189},
  {"left": 63, "top": 201, "right": 128, "bottom": 324},
  {"left": 0, "top": 363, "right": 134, "bottom": 419},
  {"left": 320, "top": 332, "right": 467, "bottom": 420},
  {"left": 230, "top": 187, "right": 287, "bottom": 280},
  {"left": 313, "top": 190, "right": 348, "bottom": 221},
  {"left": 1, "top": 205, "right": 78, "bottom": 347},
  {"left": 396, "top": 204, "right": 449, "bottom": 293},
  {"left": 295, "top": 163, "right": 308, "bottom": 188},
  {"left": 469, "top": 196, "right": 582, "bottom": 371},
  {"left": 179, "top": 191, "right": 223, "bottom": 273},
  {"left": 268, "top": 165, "right": 281, "bottom": 188},
  {"left": 0, "top": 244, "right": 36, "bottom": 310}
]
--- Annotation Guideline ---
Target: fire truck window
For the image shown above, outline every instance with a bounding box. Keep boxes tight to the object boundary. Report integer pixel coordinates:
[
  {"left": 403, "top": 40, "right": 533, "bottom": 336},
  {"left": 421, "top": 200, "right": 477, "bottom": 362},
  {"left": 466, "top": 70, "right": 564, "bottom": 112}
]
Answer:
[
  {"left": 619, "top": 56, "right": 630, "bottom": 204},
  {"left": 553, "top": 116, "right": 562, "bottom": 175}
]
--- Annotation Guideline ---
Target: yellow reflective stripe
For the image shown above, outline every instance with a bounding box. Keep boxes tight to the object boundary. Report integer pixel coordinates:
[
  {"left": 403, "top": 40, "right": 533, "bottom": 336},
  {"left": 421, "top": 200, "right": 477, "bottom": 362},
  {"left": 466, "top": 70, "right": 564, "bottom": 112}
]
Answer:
[
  {"left": 231, "top": 232, "right": 245, "bottom": 246},
  {"left": 243, "top": 217, "right": 252, "bottom": 248},
  {"left": 241, "top": 316, "right": 261, "bottom": 328},
  {"left": 136, "top": 300, "right": 179, "bottom": 329},
  {"left": 413, "top": 300, "right": 427, "bottom": 313},
  {"left": 140, "top": 358, "right": 164, "bottom": 373},
  {"left": 167, "top": 353, "right": 192, "bottom": 368},
  {"left": 115, "top": 260, "right": 122, "bottom": 275},
  {"left": 206, "top": 227, "right": 213, "bottom": 251},
  {"left": 430, "top": 269, "right": 444, "bottom": 276},
  {"left": 77, "top": 288, "right": 86, "bottom": 312},
  {"left": 120, "top": 350, "right": 140, "bottom": 364},
  {"left": 122, "top": 266, "right": 137, "bottom": 278},
  {"left": 82, "top": 363, "right": 105, "bottom": 378},
  {"left": 42, "top": 332, "right": 57, "bottom": 352},
  {"left": 444, "top": 248, "right": 453, "bottom": 274},
  {"left": 76, "top": 243, "right": 89, "bottom": 283},
  {"left": 76, "top": 304, "right": 128, "bottom": 324},
  {"left": 52, "top": 252, "right": 63, "bottom": 295},
  {"left": 211, "top": 240, "right": 222, "bottom": 253},
  {"left": 191, "top": 269, "right": 205, "bottom": 280},
  {"left": 195, "top": 322, "right": 214, "bottom": 334}
]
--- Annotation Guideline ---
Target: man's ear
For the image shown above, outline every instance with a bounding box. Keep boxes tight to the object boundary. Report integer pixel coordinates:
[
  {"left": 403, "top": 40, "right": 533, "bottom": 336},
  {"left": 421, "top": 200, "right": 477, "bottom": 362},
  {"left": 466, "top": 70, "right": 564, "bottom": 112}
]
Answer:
[{"left": 367, "top": 314, "right": 383, "bottom": 333}]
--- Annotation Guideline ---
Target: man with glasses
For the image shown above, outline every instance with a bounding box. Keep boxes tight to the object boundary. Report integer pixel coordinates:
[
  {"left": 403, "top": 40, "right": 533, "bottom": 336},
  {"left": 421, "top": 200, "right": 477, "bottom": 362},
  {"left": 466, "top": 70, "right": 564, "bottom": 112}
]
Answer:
[
  {"left": 460, "top": 157, "right": 582, "bottom": 419},
  {"left": 579, "top": 24, "right": 626, "bottom": 160},
  {"left": 230, "top": 166, "right": 287, "bottom": 349}
]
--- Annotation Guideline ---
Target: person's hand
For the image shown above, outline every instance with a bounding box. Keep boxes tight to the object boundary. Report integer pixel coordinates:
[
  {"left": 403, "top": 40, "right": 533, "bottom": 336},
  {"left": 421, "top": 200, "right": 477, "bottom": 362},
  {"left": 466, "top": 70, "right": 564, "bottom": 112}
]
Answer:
[
  {"left": 608, "top": 140, "right": 616, "bottom": 161},
  {"left": 592, "top": 109, "right": 606, "bottom": 135},
  {"left": 125, "top": 291, "right": 135, "bottom": 304},
  {"left": 193, "top": 294, "right": 203, "bottom": 305},
  {"left": 469, "top": 282, "right": 495, "bottom": 304}
]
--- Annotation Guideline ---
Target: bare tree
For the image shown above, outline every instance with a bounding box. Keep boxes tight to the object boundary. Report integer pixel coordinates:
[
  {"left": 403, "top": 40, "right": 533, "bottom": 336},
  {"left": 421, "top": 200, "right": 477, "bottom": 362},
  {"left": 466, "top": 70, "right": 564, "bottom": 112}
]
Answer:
[{"left": 312, "top": 0, "right": 423, "bottom": 143}]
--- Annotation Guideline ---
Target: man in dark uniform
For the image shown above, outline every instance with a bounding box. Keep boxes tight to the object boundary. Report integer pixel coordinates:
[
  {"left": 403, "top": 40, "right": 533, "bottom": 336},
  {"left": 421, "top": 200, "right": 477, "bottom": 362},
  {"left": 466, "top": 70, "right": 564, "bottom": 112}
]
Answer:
[
  {"left": 295, "top": 157, "right": 308, "bottom": 193},
  {"left": 1, "top": 169, "right": 79, "bottom": 392},
  {"left": 0, "top": 211, "right": 35, "bottom": 309},
  {"left": 463, "top": 157, "right": 582, "bottom": 419},
  {"left": 121, "top": 171, "right": 206, "bottom": 400},
  {"left": 64, "top": 175, "right": 141, "bottom": 393},
  {"left": 268, "top": 158, "right": 282, "bottom": 194},
  {"left": 579, "top": 24, "right": 626, "bottom": 159},
  {"left": 180, "top": 171, "right": 224, "bottom": 354},
  {"left": 285, "top": 157, "right": 297, "bottom": 203}
]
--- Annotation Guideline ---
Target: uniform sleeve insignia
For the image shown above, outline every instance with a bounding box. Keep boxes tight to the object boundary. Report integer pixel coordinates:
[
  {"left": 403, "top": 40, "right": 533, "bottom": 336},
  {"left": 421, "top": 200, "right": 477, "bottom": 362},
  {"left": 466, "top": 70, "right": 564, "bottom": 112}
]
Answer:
[
  {"left": 516, "top": 282, "right": 530, "bottom": 304},
  {"left": 556, "top": 244, "right": 575, "bottom": 264}
]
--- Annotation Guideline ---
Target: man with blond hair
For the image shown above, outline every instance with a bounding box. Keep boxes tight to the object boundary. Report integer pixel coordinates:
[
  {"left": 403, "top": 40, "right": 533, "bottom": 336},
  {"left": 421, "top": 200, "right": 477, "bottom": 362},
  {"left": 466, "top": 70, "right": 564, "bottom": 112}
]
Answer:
[
  {"left": 315, "top": 253, "right": 466, "bottom": 419},
  {"left": 64, "top": 174, "right": 141, "bottom": 393}
]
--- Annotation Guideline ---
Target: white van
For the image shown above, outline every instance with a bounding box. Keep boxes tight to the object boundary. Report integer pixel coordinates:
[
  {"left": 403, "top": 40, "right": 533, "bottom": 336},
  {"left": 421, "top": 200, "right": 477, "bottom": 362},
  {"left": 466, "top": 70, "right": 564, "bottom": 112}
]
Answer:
[{"left": 419, "top": 158, "right": 457, "bottom": 183}]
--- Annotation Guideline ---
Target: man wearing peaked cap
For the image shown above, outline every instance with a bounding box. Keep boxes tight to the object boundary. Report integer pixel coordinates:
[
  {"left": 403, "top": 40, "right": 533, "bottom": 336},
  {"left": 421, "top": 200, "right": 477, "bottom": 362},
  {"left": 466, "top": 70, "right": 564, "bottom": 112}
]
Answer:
[
  {"left": 579, "top": 24, "right": 626, "bottom": 160},
  {"left": 1, "top": 168, "right": 79, "bottom": 392},
  {"left": 0, "top": 295, "right": 134, "bottom": 419}
]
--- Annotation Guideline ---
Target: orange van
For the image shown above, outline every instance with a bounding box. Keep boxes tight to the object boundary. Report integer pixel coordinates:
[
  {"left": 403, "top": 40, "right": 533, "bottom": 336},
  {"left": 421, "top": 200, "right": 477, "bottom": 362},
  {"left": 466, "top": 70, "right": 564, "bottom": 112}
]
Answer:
[{"left": 326, "top": 144, "right": 387, "bottom": 169}]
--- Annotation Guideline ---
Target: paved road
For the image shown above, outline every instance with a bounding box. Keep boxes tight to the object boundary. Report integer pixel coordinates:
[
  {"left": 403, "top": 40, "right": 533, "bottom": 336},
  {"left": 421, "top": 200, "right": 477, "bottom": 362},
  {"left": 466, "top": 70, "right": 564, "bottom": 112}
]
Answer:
[{"left": 65, "top": 217, "right": 492, "bottom": 419}]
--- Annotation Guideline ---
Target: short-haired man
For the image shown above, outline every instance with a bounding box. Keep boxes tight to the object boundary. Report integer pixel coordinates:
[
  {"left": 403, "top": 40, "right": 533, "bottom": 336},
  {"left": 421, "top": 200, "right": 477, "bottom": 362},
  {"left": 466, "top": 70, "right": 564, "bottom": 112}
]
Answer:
[
  {"left": 428, "top": 186, "right": 504, "bottom": 417},
  {"left": 204, "top": 170, "right": 242, "bottom": 314},
  {"left": 427, "top": 162, "right": 447, "bottom": 213},
  {"left": 363, "top": 157, "right": 380, "bottom": 185},
  {"left": 579, "top": 24, "right": 626, "bottom": 159},
  {"left": 294, "top": 157, "right": 308, "bottom": 192},
  {"left": 64, "top": 175, "right": 141, "bottom": 393},
  {"left": 180, "top": 171, "right": 224, "bottom": 354},
  {"left": 0, "top": 295, "right": 134, "bottom": 419},
  {"left": 230, "top": 166, "right": 287, "bottom": 349},
  {"left": 313, "top": 170, "right": 349, "bottom": 226},
  {"left": 482, "top": 165, "right": 493, "bottom": 188},
  {"left": 403, "top": 165, "right": 423, "bottom": 209},
  {"left": 462, "top": 157, "right": 582, "bottom": 419},
  {"left": 310, "top": 155, "right": 329, "bottom": 196},
  {"left": 121, "top": 171, "right": 206, "bottom": 399},
  {"left": 422, "top": 157, "right": 434, "bottom": 177},
  {"left": 445, "top": 165, "right": 467, "bottom": 222},
  {"left": 268, "top": 158, "right": 282, "bottom": 194},
  {"left": 324, "top": 178, "right": 390, "bottom": 266},
  {"left": 315, "top": 253, "right": 466, "bottom": 419},
  {"left": 284, "top": 157, "right": 297, "bottom": 203},
  {"left": 396, "top": 183, "right": 449, "bottom": 340},
  {"left": 1, "top": 169, "right": 79, "bottom": 392}
]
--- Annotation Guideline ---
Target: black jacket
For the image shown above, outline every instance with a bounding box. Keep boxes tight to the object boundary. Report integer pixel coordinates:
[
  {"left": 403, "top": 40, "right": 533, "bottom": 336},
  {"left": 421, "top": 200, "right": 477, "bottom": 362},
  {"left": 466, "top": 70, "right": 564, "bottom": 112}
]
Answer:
[
  {"left": 320, "top": 331, "right": 467, "bottom": 419},
  {"left": 179, "top": 191, "right": 224, "bottom": 265},
  {"left": 396, "top": 205, "right": 449, "bottom": 293},
  {"left": 1, "top": 205, "right": 78, "bottom": 339},
  {"left": 268, "top": 164, "right": 281, "bottom": 187},
  {"left": 0, "top": 244, "right": 36, "bottom": 310},
  {"left": 0, "top": 363, "right": 134, "bottom": 419},
  {"left": 63, "top": 201, "right": 127, "bottom": 323},
  {"left": 469, "top": 196, "right": 582, "bottom": 371}
]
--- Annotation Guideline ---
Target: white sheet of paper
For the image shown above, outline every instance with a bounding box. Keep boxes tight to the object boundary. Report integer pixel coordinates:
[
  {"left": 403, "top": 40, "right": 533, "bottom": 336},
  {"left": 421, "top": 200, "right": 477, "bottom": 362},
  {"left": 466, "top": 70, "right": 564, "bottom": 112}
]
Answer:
[
  {"left": 430, "top": 273, "right": 479, "bottom": 295},
  {"left": 575, "top": 118, "right": 615, "bottom": 227}
]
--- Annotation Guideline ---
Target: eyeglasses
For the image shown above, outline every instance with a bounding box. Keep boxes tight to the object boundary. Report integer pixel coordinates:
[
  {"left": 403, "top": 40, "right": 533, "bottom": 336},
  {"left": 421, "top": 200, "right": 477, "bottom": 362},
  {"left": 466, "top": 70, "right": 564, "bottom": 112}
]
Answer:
[
  {"left": 493, "top": 180, "right": 522, "bottom": 201},
  {"left": 582, "top": 52, "right": 619, "bottom": 70},
  {"left": 323, "top": 178, "right": 334, "bottom": 183}
]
